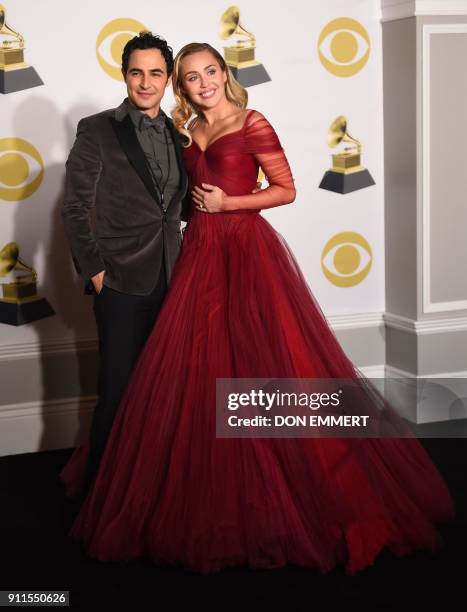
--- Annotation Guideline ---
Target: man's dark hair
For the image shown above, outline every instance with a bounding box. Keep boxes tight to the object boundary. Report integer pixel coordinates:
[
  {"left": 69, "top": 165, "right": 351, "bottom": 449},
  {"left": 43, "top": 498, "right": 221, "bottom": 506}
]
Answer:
[{"left": 121, "top": 31, "right": 174, "bottom": 76}]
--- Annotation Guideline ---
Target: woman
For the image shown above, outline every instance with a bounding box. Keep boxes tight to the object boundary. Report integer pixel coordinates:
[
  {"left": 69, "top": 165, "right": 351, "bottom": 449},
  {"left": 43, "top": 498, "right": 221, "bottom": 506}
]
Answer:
[{"left": 61, "top": 43, "right": 453, "bottom": 575}]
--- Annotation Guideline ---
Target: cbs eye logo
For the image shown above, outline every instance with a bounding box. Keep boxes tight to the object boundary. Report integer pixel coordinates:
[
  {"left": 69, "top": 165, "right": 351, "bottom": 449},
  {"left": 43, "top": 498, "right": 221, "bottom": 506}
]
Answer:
[
  {"left": 96, "top": 18, "right": 148, "bottom": 81},
  {"left": 0, "top": 138, "right": 44, "bottom": 202},
  {"left": 318, "top": 18, "right": 370, "bottom": 77},
  {"left": 321, "top": 231, "right": 372, "bottom": 287}
]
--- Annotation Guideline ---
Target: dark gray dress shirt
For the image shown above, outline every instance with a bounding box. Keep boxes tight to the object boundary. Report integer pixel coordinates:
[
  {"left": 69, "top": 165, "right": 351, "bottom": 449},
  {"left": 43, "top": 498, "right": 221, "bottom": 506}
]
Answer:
[{"left": 127, "top": 100, "right": 180, "bottom": 211}]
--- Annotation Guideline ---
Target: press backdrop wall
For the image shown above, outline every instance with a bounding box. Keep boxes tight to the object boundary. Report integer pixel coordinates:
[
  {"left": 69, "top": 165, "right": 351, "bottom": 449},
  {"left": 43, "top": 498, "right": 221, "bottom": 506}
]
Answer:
[{"left": 0, "top": 0, "right": 436, "bottom": 454}]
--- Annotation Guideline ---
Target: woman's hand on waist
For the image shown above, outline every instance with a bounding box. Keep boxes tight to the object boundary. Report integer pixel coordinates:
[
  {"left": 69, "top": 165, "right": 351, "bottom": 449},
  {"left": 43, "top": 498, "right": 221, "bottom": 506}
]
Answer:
[{"left": 192, "top": 183, "right": 229, "bottom": 214}]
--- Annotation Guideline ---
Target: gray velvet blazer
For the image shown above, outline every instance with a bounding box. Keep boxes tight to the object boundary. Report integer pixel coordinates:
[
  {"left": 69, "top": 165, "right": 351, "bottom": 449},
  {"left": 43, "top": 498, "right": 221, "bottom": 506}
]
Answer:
[{"left": 62, "top": 100, "right": 189, "bottom": 296}]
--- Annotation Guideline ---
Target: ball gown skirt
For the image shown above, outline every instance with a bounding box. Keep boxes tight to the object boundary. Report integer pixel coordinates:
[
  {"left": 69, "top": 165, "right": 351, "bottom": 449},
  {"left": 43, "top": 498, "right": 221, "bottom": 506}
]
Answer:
[{"left": 60, "top": 111, "right": 454, "bottom": 575}]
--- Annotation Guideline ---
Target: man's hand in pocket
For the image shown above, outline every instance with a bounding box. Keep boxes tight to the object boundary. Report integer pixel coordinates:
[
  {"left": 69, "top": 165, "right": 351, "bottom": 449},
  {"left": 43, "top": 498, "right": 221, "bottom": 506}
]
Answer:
[{"left": 92, "top": 270, "right": 106, "bottom": 294}]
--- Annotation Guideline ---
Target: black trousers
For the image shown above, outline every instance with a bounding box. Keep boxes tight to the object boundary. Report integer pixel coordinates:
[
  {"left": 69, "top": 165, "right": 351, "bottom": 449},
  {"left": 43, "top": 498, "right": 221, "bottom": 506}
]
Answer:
[{"left": 83, "top": 266, "right": 167, "bottom": 493}]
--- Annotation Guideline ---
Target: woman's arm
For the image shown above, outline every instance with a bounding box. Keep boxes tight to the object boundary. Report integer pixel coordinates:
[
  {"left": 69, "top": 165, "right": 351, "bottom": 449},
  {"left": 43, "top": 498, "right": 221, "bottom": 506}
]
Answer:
[
  {"left": 191, "top": 111, "right": 296, "bottom": 213},
  {"left": 192, "top": 150, "right": 296, "bottom": 212}
]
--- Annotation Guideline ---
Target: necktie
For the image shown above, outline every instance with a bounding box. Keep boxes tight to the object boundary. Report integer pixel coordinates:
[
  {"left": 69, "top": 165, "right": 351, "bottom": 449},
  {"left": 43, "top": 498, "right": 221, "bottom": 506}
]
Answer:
[{"left": 139, "top": 113, "right": 166, "bottom": 133}]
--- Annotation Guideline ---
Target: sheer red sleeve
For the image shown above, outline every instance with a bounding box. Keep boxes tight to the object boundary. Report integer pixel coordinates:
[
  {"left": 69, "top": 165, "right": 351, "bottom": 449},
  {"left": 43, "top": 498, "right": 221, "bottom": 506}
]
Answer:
[{"left": 224, "top": 110, "right": 296, "bottom": 211}]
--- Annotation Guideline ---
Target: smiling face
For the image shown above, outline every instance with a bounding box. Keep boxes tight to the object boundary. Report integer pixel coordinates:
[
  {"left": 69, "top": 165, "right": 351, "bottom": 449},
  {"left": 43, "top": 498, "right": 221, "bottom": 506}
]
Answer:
[
  {"left": 124, "top": 48, "right": 170, "bottom": 117},
  {"left": 179, "top": 50, "right": 228, "bottom": 110}
]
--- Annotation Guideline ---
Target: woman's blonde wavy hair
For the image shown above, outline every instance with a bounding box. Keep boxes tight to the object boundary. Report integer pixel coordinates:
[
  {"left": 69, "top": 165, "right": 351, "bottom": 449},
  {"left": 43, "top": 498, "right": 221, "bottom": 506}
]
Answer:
[{"left": 171, "top": 42, "right": 248, "bottom": 146}]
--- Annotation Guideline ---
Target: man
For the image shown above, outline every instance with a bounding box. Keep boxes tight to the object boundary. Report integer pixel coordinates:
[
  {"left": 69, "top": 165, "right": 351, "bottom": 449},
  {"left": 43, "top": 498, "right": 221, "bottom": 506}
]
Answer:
[{"left": 62, "top": 32, "right": 188, "bottom": 492}]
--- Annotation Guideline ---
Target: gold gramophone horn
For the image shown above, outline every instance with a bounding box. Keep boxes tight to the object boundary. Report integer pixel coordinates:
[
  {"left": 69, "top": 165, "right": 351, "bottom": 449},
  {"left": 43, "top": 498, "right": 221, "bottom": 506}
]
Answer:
[
  {"left": 0, "top": 242, "right": 36, "bottom": 279},
  {"left": 0, "top": 240, "right": 53, "bottom": 321},
  {"left": 0, "top": 4, "right": 24, "bottom": 46},
  {"left": 328, "top": 116, "right": 361, "bottom": 152},
  {"left": 220, "top": 5, "right": 255, "bottom": 43}
]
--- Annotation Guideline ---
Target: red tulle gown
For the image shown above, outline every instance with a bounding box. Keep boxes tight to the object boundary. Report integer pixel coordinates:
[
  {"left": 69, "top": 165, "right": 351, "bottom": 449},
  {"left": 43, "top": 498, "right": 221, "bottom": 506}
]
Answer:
[{"left": 61, "top": 110, "right": 453, "bottom": 575}]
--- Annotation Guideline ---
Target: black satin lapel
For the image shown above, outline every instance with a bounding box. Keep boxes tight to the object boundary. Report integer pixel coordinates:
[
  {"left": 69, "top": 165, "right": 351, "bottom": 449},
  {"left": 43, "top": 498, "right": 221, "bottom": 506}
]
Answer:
[{"left": 109, "top": 115, "right": 161, "bottom": 204}]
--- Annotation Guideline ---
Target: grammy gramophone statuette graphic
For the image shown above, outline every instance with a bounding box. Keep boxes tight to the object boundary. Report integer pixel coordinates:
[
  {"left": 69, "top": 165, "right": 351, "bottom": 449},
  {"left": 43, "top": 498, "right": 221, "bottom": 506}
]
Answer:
[
  {"left": 0, "top": 4, "right": 42, "bottom": 94},
  {"left": 0, "top": 242, "right": 54, "bottom": 325},
  {"left": 319, "top": 116, "right": 375, "bottom": 194},
  {"left": 219, "top": 6, "right": 270, "bottom": 88}
]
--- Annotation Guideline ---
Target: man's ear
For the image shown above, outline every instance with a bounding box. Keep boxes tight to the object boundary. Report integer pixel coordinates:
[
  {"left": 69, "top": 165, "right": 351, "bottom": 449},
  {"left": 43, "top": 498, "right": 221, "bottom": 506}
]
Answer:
[
  {"left": 165, "top": 75, "right": 172, "bottom": 89},
  {"left": 121, "top": 69, "right": 127, "bottom": 82}
]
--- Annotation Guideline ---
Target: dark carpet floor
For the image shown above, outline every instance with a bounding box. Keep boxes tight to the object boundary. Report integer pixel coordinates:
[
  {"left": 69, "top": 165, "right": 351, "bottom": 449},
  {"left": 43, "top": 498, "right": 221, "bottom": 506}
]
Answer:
[{"left": 1, "top": 435, "right": 466, "bottom": 610}]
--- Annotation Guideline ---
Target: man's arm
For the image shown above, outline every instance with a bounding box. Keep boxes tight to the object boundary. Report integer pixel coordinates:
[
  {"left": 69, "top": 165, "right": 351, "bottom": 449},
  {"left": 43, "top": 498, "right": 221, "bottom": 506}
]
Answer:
[{"left": 62, "top": 117, "right": 106, "bottom": 291}]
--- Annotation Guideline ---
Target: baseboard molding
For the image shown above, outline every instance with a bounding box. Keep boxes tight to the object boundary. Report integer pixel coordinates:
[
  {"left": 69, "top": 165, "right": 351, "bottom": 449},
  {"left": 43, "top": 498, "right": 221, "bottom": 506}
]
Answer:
[
  {"left": 0, "top": 316, "right": 381, "bottom": 361},
  {"left": 327, "top": 312, "right": 384, "bottom": 330},
  {"left": 0, "top": 395, "right": 96, "bottom": 457},
  {"left": 329, "top": 313, "right": 385, "bottom": 369},
  {"left": 0, "top": 337, "right": 98, "bottom": 362},
  {"left": 359, "top": 365, "right": 386, "bottom": 377},
  {"left": 384, "top": 312, "right": 467, "bottom": 334},
  {"left": 386, "top": 364, "right": 467, "bottom": 378}
]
